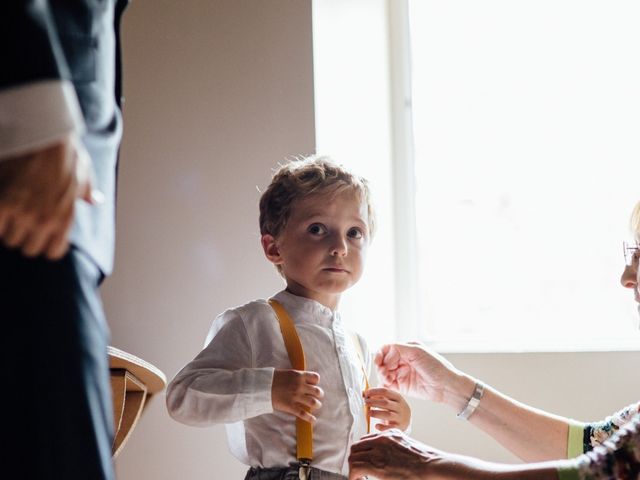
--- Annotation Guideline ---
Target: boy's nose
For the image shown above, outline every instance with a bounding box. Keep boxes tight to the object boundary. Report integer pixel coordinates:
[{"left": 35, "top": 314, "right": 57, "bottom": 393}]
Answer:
[{"left": 330, "top": 236, "right": 348, "bottom": 256}]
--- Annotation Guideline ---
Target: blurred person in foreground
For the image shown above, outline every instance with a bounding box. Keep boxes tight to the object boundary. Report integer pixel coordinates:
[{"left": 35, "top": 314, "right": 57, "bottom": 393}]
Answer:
[{"left": 1, "top": 1, "right": 128, "bottom": 478}]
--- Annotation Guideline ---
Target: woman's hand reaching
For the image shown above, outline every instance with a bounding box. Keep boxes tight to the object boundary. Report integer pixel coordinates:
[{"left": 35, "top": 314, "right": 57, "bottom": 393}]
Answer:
[{"left": 375, "top": 342, "right": 464, "bottom": 404}]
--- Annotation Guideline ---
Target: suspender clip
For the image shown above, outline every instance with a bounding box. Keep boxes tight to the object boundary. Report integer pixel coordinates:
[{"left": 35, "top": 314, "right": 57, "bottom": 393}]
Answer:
[{"left": 298, "top": 459, "right": 311, "bottom": 480}]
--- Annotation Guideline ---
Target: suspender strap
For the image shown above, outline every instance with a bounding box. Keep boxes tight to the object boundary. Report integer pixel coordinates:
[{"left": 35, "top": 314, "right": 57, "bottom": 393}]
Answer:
[
  {"left": 268, "top": 299, "right": 313, "bottom": 462},
  {"left": 269, "top": 298, "right": 372, "bottom": 461},
  {"left": 350, "top": 332, "right": 371, "bottom": 434}
]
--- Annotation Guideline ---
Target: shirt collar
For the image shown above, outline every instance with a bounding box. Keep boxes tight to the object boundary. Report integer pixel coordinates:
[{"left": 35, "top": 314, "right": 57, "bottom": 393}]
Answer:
[{"left": 272, "top": 290, "right": 337, "bottom": 326}]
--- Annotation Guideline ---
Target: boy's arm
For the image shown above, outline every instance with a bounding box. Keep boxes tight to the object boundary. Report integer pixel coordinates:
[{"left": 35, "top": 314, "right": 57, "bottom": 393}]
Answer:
[{"left": 166, "top": 310, "right": 275, "bottom": 426}]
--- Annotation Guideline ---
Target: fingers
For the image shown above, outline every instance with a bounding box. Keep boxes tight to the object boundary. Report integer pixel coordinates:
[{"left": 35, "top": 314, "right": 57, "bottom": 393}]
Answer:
[
  {"left": 304, "top": 371, "right": 321, "bottom": 386},
  {"left": 350, "top": 432, "right": 439, "bottom": 480},
  {"left": 375, "top": 344, "right": 391, "bottom": 367},
  {"left": 348, "top": 437, "right": 385, "bottom": 480},
  {"left": 295, "top": 387, "right": 323, "bottom": 412},
  {"left": 0, "top": 137, "right": 86, "bottom": 259},
  {"left": 79, "top": 182, "right": 94, "bottom": 204},
  {"left": 2, "top": 214, "right": 29, "bottom": 248},
  {"left": 365, "top": 396, "right": 398, "bottom": 414},
  {"left": 0, "top": 180, "right": 75, "bottom": 259},
  {"left": 75, "top": 144, "right": 99, "bottom": 205},
  {"left": 74, "top": 138, "right": 105, "bottom": 206},
  {"left": 380, "top": 375, "right": 398, "bottom": 390},
  {"left": 348, "top": 463, "right": 376, "bottom": 480},
  {"left": 369, "top": 406, "right": 402, "bottom": 429},
  {"left": 0, "top": 135, "right": 94, "bottom": 260},
  {"left": 365, "top": 387, "right": 411, "bottom": 431},
  {"left": 287, "top": 390, "right": 321, "bottom": 423},
  {"left": 272, "top": 369, "right": 324, "bottom": 422},
  {"left": 395, "top": 365, "right": 411, "bottom": 383},
  {"left": 376, "top": 345, "right": 403, "bottom": 388},
  {"left": 376, "top": 344, "right": 400, "bottom": 368},
  {"left": 365, "top": 387, "right": 401, "bottom": 400},
  {"left": 275, "top": 400, "right": 318, "bottom": 424},
  {"left": 0, "top": 206, "right": 9, "bottom": 238},
  {"left": 292, "top": 405, "right": 318, "bottom": 424},
  {"left": 22, "top": 226, "right": 52, "bottom": 258},
  {"left": 370, "top": 410, "right": 396, "bottom": 423},
  {"left": 366, "top": 387, "right": 402, "bottom": 412},
  {"left": 300, "top": 371, "right": 324, "bottom": 405},
  {"left": 44, "top": 202, "right": 74, "bottom": 260},
  {"left": 90, "top": 189, "right": 105, "bottom": 205},
  {"left": 375, "top": 423, "right": 397, "bottom": 432}
]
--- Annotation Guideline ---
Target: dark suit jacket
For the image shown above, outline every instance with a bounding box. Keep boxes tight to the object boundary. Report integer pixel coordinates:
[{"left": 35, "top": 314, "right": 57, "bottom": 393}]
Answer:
[{"left": 0, "top": 0, "right": 128, "bottom": 275}]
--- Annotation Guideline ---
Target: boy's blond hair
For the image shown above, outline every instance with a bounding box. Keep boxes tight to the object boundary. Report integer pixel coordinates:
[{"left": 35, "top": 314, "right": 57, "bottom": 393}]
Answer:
[{"left": 259, "top": 155, "right": 376, "bottom": 240}]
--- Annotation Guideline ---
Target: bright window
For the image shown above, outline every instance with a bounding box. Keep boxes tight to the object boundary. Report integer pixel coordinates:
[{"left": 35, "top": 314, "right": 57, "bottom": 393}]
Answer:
[{"left": 313, "top": 0, "right": 640, "bottom": 352}]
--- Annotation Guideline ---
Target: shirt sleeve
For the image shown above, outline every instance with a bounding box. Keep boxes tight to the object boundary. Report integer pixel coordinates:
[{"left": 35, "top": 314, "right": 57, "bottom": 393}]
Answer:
[
  {"left": 0, "top": 80, "right": 84, "bottom": 160},
  {"left": 558, "top": 411, "right": 640, "bottom": 479},
  {"left": 567, "top": 420, "right": 586, "bottom": 458},
  {"left": 166, "top": 309, "right": 275, "bottom": 426}
]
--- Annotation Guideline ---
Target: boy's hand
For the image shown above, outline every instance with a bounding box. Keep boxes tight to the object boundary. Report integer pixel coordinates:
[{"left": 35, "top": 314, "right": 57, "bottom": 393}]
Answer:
[
  {"left": 364, "top": 387, "right": 411, "bottom": 431},
  {"left": 272, "top": 369, "right": 324, "bottom": 424}
]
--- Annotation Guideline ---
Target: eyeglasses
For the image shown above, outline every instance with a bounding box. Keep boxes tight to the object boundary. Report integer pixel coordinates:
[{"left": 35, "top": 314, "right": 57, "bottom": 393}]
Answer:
[{"left": 623, "top": 241, "right": 640, "bottom": 266}]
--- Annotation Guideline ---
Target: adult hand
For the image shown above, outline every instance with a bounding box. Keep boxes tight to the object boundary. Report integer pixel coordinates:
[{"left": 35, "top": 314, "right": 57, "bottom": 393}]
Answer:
[
  {"left": 375, "top": 342, "right": 464, "bottom": 403},
  {"left": 0, "top": 134, "right": 100, "bottom": 260},
  {"left": 349, "top": 429, "right": 561, "bottom": 480},
  {"left": 272, "top": 369, "right": 324, "bottom": 424},
  {"left": 348, "top": 429, "right": 449, "bottom": 480}
]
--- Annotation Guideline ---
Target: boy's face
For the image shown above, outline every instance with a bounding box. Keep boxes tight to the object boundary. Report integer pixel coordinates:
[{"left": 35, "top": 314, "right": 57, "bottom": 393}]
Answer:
[{"left": 262, "top": 189, "right": 370, "bottom": 310}]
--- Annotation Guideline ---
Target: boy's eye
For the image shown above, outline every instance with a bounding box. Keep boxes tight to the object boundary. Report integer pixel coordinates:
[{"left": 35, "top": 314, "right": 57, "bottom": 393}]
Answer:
[
  {"left": 308, "top": 223, "right": 327, "bottom": 235},
  {"left": 348, "top": 227, "right": 363, "bottom": 239}
]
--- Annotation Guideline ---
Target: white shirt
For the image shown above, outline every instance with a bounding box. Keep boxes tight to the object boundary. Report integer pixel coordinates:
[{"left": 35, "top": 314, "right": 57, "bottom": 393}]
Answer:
[
  {"left": 166, "top": 290, "right": 371, "bottom": 476},
  {"left": 0, "top": 80, "right": 84, "bottom": 160}
]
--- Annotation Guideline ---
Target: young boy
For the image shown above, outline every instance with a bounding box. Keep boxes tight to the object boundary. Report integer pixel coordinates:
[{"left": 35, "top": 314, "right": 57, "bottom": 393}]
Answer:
[{"left": 166, "top": 156, "right": 410, "bottom": 479}]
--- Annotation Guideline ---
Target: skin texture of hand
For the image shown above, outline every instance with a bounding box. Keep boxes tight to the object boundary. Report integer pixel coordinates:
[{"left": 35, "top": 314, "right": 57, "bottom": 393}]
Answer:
[
  {"left": 364, "top": 387, "right": 412, "bottom": 431},
  {"left": 376, "top": 343, "right": 571, "bottom": 462},
  {"left": 349, "top": 429, "right": 448, "bottom": 480},
  {"left": 348, "top": 429, "right": 561, "bottom": 480},
  {"left": 271, "top": 369, "right": 324, "bottom": 423},
  {"left": 0, "top": 134, "right": 99, "bottom": 260},
  {"left": 375, "top": 342, "right": 464, "bottom": 403}
]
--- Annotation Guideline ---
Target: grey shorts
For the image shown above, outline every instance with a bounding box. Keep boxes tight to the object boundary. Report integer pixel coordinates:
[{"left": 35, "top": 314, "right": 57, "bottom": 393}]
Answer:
[{"left": 244, "top": 465, "right": 347, "bottom": 480}]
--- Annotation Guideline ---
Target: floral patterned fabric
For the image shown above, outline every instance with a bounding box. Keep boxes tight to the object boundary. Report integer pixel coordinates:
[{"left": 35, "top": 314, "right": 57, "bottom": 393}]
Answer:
[
  {"left": 583, "top": 403, "right": 640, "bottom": 453},
  {"left": 559, "top": 402, "right": 640, "bottom": 479}
]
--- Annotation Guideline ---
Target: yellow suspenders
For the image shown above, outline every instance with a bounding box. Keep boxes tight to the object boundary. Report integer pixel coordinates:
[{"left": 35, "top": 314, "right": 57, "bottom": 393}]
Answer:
[
  {"left": 350, "top": 332, "right": 371, "bottom": 433},
  {"left": 269, "top": 299, "right": 314, "bottom": 462},
  {"left": 268, "top": 299, "right": 370, "bottom": 467}
]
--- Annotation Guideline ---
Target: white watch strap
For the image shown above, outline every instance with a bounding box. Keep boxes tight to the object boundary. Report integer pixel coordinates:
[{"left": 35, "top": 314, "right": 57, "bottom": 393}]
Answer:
[{"left": 456, "top": 381, "right": 485, "bottom": 421}]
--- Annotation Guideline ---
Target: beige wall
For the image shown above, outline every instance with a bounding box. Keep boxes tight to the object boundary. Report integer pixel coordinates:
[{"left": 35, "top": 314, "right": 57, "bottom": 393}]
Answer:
[
  {"left": 102, "top": 1, "right": 640, "bottom": 479},
  {"left": 103, "top": 1, "right": 314, "bottom": 478}
]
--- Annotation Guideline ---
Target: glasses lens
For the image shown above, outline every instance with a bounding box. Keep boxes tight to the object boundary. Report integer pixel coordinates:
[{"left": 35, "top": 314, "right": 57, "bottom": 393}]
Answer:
[{"left": 624, "top": 241, "right": 640, "bottom": 266}]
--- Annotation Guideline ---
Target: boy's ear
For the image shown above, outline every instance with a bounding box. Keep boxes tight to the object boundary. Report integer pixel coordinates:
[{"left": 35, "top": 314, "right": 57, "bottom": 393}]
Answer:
[{"left": 261, "top": 234, "right": 283, "bottom": 265}]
